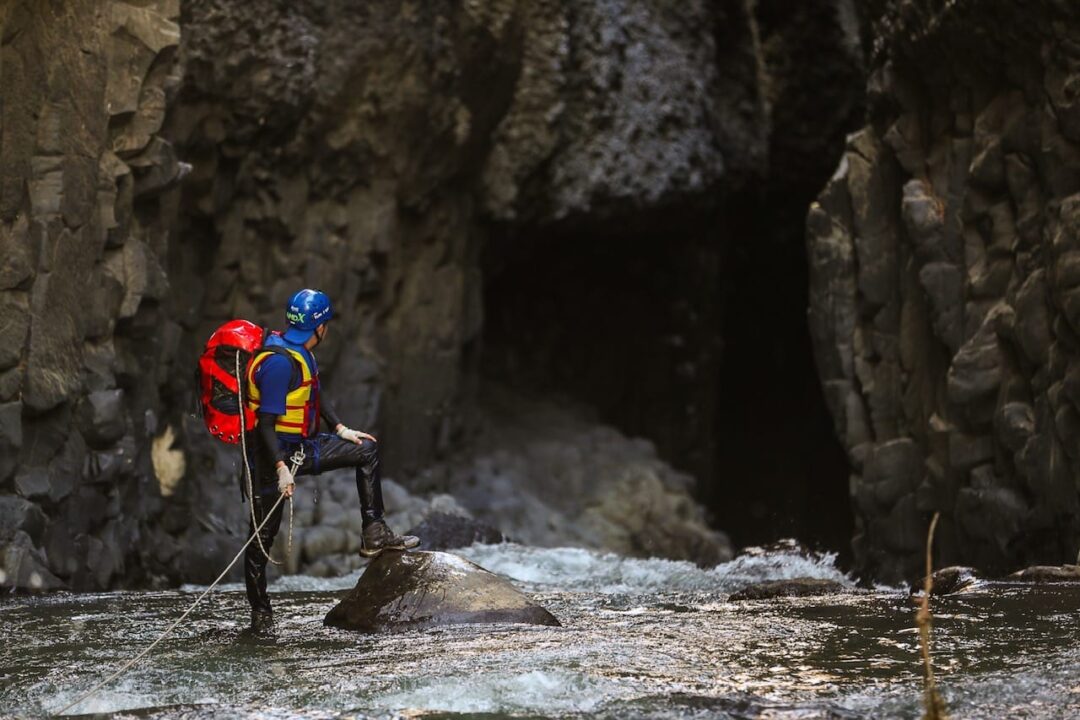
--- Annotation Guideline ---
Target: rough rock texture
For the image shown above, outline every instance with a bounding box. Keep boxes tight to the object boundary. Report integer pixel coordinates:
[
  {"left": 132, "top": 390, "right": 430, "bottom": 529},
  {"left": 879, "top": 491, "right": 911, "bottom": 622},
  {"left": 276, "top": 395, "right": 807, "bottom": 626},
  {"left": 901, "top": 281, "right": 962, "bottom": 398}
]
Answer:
[
  {"left": 167, "top": 0, "right": 765, "bottom": 473},
  {"left": 478, "top": 0, "right": 763, "bottom": 222},
  {"left": 808, "top": 0, "right": 1080, "bottom": 581},
  {"left": 0, "top": 0, "right": 182, "bottom": 590},
  {"left": 324, "top": 550, "right": 560, "bottom": 632}
]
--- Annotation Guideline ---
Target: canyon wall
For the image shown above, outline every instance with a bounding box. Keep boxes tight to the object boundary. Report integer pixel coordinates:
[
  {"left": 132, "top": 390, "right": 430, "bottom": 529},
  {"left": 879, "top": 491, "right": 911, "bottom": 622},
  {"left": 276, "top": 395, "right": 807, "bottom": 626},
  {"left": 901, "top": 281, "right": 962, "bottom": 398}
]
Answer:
[
  {"left": 809, "top": 0, "right": 1080, "bottom": 580},
  {"left": 0, "top": 0, "right": 182, "bottom": 589},
  {"left": 3, "top": 0, "right": 797, "bottom": 589}
]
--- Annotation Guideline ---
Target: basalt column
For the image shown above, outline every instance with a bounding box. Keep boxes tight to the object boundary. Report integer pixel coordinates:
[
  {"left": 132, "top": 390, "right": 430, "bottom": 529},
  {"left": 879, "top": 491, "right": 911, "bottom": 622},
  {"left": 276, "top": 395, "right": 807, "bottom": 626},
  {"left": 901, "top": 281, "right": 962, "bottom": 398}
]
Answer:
[
  {"left": 809, "top": 0, "right": 1080, "bottom": 581},
  {"left": 0, "top": 0, "right": 183, "bottom": 590}
]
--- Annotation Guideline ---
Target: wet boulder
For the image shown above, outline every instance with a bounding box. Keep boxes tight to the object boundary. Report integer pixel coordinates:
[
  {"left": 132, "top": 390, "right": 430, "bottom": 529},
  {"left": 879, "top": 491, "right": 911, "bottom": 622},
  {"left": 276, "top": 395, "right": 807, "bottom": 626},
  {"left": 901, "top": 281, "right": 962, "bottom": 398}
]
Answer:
[
  {"left": 1008, "top": 565, "right": 1080, "bottom": 583},
  {"left": 325, "top": 550, "right": 560, "bottom": 633},
  {"left": 728, "top": 577, "right": 849, "bottom": 601},
  {"left": 914, "top": 566, "right": 982, "bottom": 596}
]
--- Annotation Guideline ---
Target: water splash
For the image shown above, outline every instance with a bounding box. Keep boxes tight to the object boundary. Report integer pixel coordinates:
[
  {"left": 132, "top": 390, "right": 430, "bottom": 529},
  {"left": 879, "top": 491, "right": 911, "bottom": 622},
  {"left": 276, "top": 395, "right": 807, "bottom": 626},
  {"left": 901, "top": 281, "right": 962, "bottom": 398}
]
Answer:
[
  {"left": 371, "top": 669, "right": 639, "bottom": 715},
  {"left": 458, "top": 542, "right": 851, "bottom": 594},
  {"left": 11, "top": 546, "right": 1080, "bottom": 719}
]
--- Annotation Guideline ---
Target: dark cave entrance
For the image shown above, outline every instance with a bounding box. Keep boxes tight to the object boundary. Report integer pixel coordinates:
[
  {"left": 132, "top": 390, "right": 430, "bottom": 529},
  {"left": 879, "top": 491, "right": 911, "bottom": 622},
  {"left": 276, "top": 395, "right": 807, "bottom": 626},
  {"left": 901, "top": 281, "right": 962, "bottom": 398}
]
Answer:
[
  {"left": 710, "top": 190, "right": 853, "bottom": 559},
  {"left": 481, "top": 200, "right": 853, "bottom": 561},
  {"left": 481, "top": 208, "right": 724, "bottom": 487}
]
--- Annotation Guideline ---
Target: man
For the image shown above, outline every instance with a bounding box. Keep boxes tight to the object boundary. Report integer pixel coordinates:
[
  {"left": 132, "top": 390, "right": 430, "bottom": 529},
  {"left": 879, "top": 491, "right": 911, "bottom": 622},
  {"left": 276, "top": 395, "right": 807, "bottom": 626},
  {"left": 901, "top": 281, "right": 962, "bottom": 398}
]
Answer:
[{"left": 243, "top": 288, "right": 419, "bottom": 631}]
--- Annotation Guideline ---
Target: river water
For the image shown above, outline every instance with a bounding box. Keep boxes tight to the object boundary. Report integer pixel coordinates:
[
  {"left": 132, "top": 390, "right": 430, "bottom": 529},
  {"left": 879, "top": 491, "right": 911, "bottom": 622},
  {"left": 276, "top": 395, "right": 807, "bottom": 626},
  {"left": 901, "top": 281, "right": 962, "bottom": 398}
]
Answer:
[{"left": 3, "top": 543, "right": 1080, "bottom": 719}]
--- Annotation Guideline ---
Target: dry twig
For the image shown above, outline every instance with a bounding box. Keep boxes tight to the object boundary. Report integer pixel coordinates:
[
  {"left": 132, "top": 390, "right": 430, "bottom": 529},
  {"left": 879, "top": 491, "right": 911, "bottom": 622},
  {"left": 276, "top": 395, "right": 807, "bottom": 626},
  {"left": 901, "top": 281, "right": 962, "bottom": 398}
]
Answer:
[{"left": 916, "top": 511, "right": 949, "bottom": 720}]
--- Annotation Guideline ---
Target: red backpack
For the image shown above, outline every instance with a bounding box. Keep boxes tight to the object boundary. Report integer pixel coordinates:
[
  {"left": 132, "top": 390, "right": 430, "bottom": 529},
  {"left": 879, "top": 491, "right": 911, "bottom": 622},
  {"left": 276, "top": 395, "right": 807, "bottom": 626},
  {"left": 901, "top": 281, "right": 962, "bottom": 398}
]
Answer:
[{"left": 196, "top": 320, "right": 266, "bottom": 444}]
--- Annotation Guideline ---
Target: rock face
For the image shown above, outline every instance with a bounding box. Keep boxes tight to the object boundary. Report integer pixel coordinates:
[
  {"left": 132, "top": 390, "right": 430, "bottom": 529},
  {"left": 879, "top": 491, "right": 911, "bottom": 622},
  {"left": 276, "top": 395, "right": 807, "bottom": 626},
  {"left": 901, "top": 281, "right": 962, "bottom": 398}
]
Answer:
[
  {"left": 324, "top": 550, "right": 560, "bottom": 632},
  {"left": 808, "top": 1, "right": 1080, "bottom": 581},
  {"left": 0, "top": 0, "right": 181, "bottom": 590}
]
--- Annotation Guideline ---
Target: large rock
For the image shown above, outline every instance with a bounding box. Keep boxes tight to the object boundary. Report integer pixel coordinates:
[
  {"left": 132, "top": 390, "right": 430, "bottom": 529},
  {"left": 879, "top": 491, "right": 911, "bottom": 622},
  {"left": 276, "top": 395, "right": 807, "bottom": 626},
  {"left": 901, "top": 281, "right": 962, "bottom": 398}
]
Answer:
[
  {"left": 324, "top": 550, "right": 560, "bottom": 633},
  {"left": 0, "top": 496, "right": 47, "bottom": 545},
  {"left": 0, "top": 531, "right": 64, "bottom": 591}
]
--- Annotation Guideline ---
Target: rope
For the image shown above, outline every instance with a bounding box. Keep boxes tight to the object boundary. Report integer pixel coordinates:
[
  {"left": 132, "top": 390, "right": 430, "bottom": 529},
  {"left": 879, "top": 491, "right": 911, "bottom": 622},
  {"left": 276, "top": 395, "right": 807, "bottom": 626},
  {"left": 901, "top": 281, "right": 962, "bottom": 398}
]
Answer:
[
  {"left": 287, "top": 496, "right": 294, "bottom": 563},
  {"left": 55, "top": 491, "right": 288, "bottom": 717},
  {"left": 284, "top": 446, "right": 306, "bottom": 567},
  {"left": 236, "top": 351, "right": 279, "bottom": 565}
]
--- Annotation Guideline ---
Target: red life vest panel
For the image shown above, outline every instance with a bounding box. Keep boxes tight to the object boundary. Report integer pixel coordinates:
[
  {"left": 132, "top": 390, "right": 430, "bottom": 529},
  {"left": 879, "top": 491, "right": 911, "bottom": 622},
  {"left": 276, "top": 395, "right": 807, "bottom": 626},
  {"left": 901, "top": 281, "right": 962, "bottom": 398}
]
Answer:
[{"left": 196, "top": 320, "right": 266, "bottom": 444}]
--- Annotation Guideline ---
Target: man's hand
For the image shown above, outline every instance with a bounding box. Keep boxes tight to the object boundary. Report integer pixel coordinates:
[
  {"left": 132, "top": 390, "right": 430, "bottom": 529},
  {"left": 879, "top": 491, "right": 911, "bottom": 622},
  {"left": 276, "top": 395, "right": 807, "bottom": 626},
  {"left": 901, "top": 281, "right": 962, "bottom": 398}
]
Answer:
[
  {"left": 336, "top": 424, "right": 376, "bottom": 445},
  {"left": 276, "top": 462, "right": 295, "bottom": 497}
]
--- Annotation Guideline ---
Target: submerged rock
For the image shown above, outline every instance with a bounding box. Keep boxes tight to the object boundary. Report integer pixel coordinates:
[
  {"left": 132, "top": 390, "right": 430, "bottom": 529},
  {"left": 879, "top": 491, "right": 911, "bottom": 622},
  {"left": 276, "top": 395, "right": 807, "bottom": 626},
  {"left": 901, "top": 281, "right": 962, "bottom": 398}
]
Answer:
[
  {"left": 1008, "top": 566, "right": 1080, "bottom": 583},
  {"left": 914, "top": 565, "right": 1080, "bottom": 592},
  {"left": 728, "top": 577, "right": 848, "bottom": 601},
  {"left": 324, "top": 550, "right": 560, "bottom": 633}
]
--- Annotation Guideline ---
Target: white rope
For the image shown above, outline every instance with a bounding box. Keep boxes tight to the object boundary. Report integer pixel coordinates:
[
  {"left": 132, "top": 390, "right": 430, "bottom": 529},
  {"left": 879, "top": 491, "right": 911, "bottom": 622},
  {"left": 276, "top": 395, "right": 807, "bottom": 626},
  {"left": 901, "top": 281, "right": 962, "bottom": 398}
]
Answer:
[
  {"left": 55, "top": 491, "right": 289, "bottom": 717},
  {"left": 287, "top": 496, "right": 294, "bottom": 563},
  {"left": 236, "top": 350, "right": 279, "bottom": 565},
  {"left": 57, "top": 351, "right": 308, "bottom": 715}
]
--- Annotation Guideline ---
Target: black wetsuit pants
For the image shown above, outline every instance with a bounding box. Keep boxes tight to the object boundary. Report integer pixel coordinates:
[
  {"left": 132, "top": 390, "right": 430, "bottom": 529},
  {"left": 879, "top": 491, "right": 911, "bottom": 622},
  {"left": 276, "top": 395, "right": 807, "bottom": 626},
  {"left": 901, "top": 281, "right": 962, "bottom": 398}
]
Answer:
[{"left": 243, "top": 433, "right": 384, "bottom": 615}]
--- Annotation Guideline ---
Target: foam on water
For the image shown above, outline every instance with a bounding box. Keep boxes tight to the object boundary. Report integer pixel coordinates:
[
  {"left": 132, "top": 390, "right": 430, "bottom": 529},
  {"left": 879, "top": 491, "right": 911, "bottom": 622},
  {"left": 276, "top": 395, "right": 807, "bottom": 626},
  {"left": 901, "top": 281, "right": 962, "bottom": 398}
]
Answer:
[
  {"left": 370, "top": 669, "right": 639, "bottom": 715},
  {"left": 9, "top": 549, "right": 1080, "bottom": 720},
  {"left": 53, "top": 680, "right": 180, "bottom": 716},
  {"left": 457, "top": 542, "right": 852, "bottom": 594},
  {"left": 178, "top": 542, "right": 850, "bottom": 596}
]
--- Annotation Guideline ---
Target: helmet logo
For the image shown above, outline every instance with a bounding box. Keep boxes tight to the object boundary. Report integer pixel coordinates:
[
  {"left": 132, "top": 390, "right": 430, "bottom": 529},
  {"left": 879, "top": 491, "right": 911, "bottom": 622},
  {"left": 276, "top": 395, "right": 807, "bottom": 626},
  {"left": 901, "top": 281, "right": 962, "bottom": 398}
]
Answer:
[{"left": 285, "top": 289, "right": 332, "bottom": 331}]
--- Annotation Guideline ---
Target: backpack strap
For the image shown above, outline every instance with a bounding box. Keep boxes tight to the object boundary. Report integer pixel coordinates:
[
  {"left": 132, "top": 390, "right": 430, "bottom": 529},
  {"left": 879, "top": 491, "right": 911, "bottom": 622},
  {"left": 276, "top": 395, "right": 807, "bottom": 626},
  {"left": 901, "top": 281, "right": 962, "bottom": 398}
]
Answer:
[{"left": 257, "top": 329, "right": 304, "bottom": 391}]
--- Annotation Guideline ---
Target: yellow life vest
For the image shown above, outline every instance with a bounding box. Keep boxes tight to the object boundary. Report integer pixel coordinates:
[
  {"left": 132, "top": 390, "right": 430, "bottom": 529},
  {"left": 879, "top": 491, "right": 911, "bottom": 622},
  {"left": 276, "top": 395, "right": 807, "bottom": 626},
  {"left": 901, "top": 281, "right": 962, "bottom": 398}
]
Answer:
[{"left": 246, "top": 346, "right": 319, "bottom": 437}]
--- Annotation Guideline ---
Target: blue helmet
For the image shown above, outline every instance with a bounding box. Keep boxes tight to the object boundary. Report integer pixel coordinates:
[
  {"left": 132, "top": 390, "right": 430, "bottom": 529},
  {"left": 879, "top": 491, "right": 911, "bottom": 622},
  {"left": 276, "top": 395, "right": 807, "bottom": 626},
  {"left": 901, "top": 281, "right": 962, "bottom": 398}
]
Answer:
[{"left": 283, "top": 289, "right": 333, "bottom": 343}]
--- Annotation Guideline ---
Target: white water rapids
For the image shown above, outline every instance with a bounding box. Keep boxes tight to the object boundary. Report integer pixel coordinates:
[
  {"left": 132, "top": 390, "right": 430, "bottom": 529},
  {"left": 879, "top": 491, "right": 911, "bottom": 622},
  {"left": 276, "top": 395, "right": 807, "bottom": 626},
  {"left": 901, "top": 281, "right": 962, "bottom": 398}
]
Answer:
[{"left": 3, "top": 543, "right": 1080, "bottom": 719}]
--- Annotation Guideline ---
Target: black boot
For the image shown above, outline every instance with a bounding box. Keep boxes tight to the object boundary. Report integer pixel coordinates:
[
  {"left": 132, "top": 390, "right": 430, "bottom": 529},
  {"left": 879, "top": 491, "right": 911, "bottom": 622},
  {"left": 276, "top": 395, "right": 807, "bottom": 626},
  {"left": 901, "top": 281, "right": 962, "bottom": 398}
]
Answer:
[
  {"left": 250, "top": 609, "right": 275, "bottom": 634},
  {"left": 244, "top": 494, "right": 284, "bottom": 625},
  {"left": 360, "top": 520, "right": 420, "bottom": 557}
]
